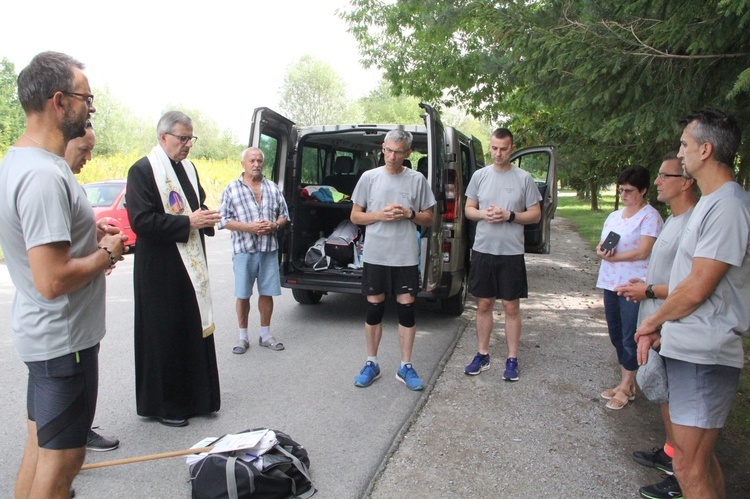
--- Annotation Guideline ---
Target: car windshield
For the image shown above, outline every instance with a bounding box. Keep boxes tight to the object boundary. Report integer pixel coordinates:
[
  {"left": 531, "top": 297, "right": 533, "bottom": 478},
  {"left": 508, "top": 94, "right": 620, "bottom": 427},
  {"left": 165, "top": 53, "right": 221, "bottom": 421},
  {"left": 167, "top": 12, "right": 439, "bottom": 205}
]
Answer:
[{"left": 84, "top": 184, "right": 123, "bottom": 208}]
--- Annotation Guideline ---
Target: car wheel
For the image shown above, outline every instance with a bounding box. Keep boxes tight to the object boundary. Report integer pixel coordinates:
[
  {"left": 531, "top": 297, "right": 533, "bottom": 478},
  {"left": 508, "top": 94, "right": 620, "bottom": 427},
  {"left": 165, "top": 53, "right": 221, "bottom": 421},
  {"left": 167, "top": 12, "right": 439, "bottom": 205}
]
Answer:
[
  {"left": 292, "top": 289, "right": 323, "bottom": 305},
  {"left": 442, "top": 274, "right": 468, "bottom": 317}
]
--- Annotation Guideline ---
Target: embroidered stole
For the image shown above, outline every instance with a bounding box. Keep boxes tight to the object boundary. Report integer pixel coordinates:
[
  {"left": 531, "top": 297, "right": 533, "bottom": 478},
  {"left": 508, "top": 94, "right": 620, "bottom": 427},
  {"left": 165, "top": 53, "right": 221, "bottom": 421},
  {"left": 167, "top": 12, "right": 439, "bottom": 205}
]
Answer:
[{"left": 147, "top": 145, "right": 215, "bottom": 337}]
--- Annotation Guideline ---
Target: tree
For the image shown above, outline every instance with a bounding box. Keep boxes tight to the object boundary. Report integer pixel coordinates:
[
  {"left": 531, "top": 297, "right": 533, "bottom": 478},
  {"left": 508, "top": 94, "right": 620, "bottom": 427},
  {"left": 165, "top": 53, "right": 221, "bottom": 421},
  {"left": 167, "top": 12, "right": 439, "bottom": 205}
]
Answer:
[
  {"left": 167, "top": 106, "right": 242, "bottom": 160},
  {"left": 342, "top": 0, "right": 750, "bottom": 192},
  {"left": 91, "top": 85, "right": 153, "bottom": 157},
  {"left": 0, "top": 58, "right": 25, "bottom": 153},
  {"left": 357, "top": 80, "right": 423, "bottom": 124},
  {"left": 278, "top": 55, "right": 350, "bottom": 125}
]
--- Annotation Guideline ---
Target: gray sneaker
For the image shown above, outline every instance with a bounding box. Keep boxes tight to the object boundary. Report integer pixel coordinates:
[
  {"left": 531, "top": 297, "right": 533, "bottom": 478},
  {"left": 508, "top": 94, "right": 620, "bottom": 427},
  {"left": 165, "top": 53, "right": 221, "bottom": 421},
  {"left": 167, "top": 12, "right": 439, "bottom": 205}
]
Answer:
[{"left": 87, "top": 429, "right": 120, "bottom": 452}]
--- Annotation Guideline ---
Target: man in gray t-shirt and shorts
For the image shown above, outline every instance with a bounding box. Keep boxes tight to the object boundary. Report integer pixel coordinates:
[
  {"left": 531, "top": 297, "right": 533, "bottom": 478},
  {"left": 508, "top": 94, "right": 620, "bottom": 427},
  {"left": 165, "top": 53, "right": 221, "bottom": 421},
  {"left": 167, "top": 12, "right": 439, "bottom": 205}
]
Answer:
[
  {"left": 350, "top": 128, "right": 436, "bottom": 391},
  {"left": 636, "top": 108, "right": 750, "bottom": 498},
  {"left": 0, "top": 52, "right": 126, "bottom": 498},
  {"left": 464, "top": 128, "right": 541, "bottom": 381}
]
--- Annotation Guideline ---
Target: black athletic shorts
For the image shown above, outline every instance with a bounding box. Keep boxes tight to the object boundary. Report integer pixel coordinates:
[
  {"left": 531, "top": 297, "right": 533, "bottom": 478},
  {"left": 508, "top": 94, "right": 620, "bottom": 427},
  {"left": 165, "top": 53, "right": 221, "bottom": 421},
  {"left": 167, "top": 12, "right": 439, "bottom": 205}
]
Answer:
[
  {"left": 468, "top": 251, "right": 528, "bottom": 300},
  {"left": 362, "top": 263, "right": 419, "bottom": 297},
  {"left": 25, "top": 344, "right": 99, "bottom": 449}
]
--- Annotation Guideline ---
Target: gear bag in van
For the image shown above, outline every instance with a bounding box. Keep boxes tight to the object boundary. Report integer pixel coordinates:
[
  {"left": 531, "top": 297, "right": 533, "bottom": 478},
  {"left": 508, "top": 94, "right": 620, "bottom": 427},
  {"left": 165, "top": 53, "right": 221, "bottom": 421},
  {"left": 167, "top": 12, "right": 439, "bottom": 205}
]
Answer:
[
  {"left": 324, "top": 220, "right": 358, "bottom": 265},
  {"left": 304, "top": 238, "right": 330, "bottom": 271}
]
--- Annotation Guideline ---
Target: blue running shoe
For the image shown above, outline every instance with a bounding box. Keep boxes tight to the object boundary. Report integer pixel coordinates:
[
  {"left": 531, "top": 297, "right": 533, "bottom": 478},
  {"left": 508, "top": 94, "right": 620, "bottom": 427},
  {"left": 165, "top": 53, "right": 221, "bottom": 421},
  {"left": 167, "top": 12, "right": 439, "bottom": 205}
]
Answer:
[
  {"left": 465, "top": 352, "right": 490, "bottom": 376},
  {"left": 354, "top": 361, "right": 381, "bottom": 387},
  {"left": 503, "top": 357, "right": 519, "bottom": 381},
  {"left": 396, "top": 363, "right": 425, "bottom": 391}
]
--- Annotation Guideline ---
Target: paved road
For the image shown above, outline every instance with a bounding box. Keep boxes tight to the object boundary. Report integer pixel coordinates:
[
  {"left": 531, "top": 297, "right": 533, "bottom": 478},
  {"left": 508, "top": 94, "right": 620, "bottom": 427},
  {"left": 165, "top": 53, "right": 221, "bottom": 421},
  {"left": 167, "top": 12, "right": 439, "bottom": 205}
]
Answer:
[{"left": 0, "top": 229, "right": 464, "bottom": 498}]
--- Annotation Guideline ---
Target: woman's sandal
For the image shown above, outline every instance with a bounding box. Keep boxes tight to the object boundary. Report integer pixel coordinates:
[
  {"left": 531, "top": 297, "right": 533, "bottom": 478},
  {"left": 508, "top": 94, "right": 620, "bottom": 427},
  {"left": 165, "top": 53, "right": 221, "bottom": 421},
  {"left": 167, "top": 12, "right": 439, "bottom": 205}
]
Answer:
[
  {"left": 600, "top": 387, "right": 619, "bottom": 400},
  {"left": 605, "top": 387, "right": 636, "bottom": 410}
]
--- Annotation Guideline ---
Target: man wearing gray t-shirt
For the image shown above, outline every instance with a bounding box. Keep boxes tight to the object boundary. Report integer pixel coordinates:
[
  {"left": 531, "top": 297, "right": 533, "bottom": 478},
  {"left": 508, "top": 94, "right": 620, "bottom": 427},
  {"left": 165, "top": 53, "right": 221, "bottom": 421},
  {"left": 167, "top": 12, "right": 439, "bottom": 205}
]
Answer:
[
  {"left": 616, "top": 152, "right": 698, "bottom": 498},
  {"left": 636, "top": 108, "right": 750, "bottom": 498},
  {"left": 464, "top": 128, "right": 541, "bottom": 381},
  {"left": 0, "top": 52, "right": 126, "bottom": 498},
  {"left": 350, "top": 128, "right": 436, "bottom": 391}
]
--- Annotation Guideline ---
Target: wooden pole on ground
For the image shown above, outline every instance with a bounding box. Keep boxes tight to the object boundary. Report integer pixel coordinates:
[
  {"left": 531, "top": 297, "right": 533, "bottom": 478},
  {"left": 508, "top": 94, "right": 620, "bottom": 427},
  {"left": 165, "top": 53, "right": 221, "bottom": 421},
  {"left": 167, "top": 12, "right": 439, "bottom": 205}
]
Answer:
[{"left": 81, "top": 446, "right": 214, "bottom": 470}]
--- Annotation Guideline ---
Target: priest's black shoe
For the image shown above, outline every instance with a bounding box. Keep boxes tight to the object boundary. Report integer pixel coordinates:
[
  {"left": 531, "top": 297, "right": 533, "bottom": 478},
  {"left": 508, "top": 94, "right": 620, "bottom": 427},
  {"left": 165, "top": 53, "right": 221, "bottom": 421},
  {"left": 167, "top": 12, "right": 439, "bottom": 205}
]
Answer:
[{"left": 157, "top": 417, "right": 188, "bottom": 427}]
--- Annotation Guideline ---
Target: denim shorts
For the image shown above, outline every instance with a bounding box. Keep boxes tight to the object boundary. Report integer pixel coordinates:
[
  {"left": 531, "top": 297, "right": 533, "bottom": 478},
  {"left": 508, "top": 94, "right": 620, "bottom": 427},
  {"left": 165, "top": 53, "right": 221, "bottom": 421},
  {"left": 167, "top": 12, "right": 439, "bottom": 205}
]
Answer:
[
  {"left": 233, "top": 250, "right": 281, "bottom": 298},
  {"left": 25, "top": 344, "right": 99, "bottom": 449}
]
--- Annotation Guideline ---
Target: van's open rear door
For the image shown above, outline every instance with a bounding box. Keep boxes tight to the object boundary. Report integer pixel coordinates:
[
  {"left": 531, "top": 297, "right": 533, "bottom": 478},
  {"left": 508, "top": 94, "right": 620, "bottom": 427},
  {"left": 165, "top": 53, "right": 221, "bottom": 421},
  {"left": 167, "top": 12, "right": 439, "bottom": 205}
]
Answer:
[
  {"left": 249, "top": 107, "right": 296, "bottom": 188},
  {"left": 511, "top": 146, "right": 557, "bottom": 254},
  {"left": 419, "top": 103, "right": 445, "bottom": 292}
]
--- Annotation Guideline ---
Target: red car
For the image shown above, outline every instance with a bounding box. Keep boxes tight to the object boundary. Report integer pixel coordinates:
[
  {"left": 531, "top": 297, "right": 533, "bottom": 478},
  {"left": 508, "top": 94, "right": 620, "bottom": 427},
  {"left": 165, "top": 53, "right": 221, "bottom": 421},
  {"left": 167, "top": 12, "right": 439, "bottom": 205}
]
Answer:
[{"left": 83, "top": 180, "right": 137, "bottom": 250}]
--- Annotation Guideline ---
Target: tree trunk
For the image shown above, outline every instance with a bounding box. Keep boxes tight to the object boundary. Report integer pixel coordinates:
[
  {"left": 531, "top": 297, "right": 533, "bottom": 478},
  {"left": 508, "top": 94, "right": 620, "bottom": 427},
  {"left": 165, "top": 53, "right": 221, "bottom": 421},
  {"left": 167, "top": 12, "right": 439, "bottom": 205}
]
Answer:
[{"left": 588, "top": 179, "right": 599, "bottom": 211}]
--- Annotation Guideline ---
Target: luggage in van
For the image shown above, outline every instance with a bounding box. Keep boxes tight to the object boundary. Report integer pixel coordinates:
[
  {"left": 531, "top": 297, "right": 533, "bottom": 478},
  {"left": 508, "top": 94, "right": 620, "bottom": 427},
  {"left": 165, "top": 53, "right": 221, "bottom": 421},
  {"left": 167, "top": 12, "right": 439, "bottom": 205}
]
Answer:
[
  {"left": 304, "top": 238, "right": 330, "bottom": 271},
  {"left": 325, "top": 220, "right": 358, "bottom": 265}
]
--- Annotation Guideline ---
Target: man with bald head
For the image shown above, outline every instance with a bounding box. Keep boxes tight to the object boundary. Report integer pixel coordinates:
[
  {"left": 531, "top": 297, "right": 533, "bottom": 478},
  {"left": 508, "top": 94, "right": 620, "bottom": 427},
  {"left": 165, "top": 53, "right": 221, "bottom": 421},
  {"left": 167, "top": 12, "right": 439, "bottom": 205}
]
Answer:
[
  {"left": 64, "top": 120, "right": 122, "bottom": 454},
  {"left": 65, "top": 120, "right": 95, "bottom": 174}
]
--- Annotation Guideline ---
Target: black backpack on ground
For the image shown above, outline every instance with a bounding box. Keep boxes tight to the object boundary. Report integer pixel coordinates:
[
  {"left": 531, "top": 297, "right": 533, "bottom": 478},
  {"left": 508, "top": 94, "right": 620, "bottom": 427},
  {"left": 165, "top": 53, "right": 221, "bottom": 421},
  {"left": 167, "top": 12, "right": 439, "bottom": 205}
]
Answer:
[{"left": 189, "top": 428, "right": 315, "bottom": 499}]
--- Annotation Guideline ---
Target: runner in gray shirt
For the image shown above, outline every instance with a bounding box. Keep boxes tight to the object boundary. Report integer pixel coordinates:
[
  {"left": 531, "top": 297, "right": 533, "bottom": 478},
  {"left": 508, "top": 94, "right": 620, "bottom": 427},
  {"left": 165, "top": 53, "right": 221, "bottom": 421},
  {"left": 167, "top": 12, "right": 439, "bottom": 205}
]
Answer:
[
  {"left": 350, "top": 128, "right": 436, "bottom": 391},
  {"left": 0, "top": 51, "right": 126, "bottom": 499},
  {"left": 636, "top": 108, "right": 750, "bottom": 498},
  {"left": 615, "top": 152, "right": 698, "bottom": 498},
  {"left": 463, "top": 128, "right": 541, "bottom": 381}
]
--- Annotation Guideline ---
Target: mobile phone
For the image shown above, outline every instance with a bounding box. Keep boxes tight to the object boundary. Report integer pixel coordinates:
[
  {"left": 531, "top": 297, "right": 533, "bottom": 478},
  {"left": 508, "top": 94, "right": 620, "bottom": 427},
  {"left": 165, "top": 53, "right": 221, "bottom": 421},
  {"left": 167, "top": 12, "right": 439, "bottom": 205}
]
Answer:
[{"left": 601, "top": 231, "right": 621, "bottom": 252}]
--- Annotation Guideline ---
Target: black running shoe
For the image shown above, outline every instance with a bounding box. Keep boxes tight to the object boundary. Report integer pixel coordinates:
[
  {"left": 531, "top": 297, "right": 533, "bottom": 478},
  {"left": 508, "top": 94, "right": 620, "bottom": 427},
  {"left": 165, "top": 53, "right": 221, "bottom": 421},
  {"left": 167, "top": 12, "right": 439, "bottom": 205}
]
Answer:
[
  {"left": 632, "top": 446, "right": 673, "bottom": 474},
  {"left": 639, "top": 474, "right": 682, "bottom": 499},
  {"left": 86, "top": 429, "right": 120, "bottom": 452}
]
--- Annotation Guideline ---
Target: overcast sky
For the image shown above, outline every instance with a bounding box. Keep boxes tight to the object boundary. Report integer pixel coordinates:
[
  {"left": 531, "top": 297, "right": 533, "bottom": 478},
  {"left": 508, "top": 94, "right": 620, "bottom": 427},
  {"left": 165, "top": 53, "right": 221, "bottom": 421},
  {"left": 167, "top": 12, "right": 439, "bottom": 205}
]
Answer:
[{"left": 1, "top": 0, "right": 381, "bottom": 141}]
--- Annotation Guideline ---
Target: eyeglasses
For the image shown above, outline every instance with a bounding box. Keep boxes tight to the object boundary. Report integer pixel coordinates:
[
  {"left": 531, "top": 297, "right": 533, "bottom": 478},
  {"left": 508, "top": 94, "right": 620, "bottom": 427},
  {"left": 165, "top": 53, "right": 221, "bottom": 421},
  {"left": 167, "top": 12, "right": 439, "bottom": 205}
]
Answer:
[
  {"left": 618, "top": 187, "right": 637, "bottom": 195},
  {"left": 61, "top": 91, "right": 95, "bottom": 107},
  {"left": 165, "top": 132, "right": 198, "bottom": 144},
  {"left": 657, "top": 172, "right": 684, "bottom": 180},
  {"left": 383, "top": 146, "right": 408, "bottom": 156}
]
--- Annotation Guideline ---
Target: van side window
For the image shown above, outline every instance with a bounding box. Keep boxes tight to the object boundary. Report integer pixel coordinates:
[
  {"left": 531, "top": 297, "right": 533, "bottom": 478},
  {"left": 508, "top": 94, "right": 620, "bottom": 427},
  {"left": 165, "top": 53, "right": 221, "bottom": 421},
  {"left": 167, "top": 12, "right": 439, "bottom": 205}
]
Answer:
[
  {"left": 300, "top": 146, "right": 326, "bottom": 185},
  {"left": 259, "top": 134, "right": 279, "bottom": 181},
  {"left": 513, "top": 153, "right": 549, "bottom": 189},
  {"left": 460, "top": 144, "right": 471, "bottom": 188}
]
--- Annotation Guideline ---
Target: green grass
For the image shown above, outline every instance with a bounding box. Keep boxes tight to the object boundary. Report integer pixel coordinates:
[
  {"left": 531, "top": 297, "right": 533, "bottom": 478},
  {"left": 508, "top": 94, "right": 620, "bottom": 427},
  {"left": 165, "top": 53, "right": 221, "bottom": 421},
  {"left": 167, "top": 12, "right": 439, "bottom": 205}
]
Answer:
[
  {"left": 555, "top": 189, "right": 750, "bottom": 441},
  {"left": 555, "top": 191, "right": 617, "bottom": 249}
]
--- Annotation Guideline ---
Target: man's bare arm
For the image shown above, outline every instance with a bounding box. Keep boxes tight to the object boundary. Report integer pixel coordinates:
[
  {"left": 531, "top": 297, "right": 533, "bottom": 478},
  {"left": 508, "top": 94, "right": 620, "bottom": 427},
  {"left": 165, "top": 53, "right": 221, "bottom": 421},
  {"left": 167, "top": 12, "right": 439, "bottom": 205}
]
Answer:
[{"left": 28, "top": 233, "right": 125, "bottom": 300}]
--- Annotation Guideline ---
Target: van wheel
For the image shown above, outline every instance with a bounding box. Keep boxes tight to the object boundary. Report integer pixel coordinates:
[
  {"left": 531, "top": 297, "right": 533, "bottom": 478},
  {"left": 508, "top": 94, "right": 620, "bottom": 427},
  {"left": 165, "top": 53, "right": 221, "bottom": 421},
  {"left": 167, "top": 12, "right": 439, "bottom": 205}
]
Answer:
[
  {"left": 292, "top": 289, "right": 323, "bottom": 305},
  {"left": 442, "top": 277, "right": 468, "bottom": 317}
]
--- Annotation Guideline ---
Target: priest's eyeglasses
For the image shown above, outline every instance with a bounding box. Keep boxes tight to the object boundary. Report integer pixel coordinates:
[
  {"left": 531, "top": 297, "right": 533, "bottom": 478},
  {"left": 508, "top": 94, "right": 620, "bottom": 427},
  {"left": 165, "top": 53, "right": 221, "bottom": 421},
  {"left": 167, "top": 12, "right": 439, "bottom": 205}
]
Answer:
[{"left": 166, "top": 132, "right": 198, "bottom": 144}]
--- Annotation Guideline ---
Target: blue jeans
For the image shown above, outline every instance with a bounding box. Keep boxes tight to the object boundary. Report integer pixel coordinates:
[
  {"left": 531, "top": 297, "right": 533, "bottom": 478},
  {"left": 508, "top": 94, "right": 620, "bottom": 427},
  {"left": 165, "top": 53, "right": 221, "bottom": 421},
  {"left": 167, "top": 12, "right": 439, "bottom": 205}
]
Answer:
[{"left": 603, "top": 289, "right": 639, "bottom": 371}]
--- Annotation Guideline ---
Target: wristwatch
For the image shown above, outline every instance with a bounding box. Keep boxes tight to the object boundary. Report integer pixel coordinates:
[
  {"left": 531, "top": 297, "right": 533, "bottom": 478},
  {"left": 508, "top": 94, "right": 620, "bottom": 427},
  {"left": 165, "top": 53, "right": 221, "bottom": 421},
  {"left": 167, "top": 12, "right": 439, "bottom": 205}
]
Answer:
[
  {"left": 645, "top": 284, "right": 656, "bottom": 299},
  {"left": 507, "top": 211, "right": 516, "bottom": 223},
  {"left": 408, "top": 209, "right": 417, "bottom": 220}
]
